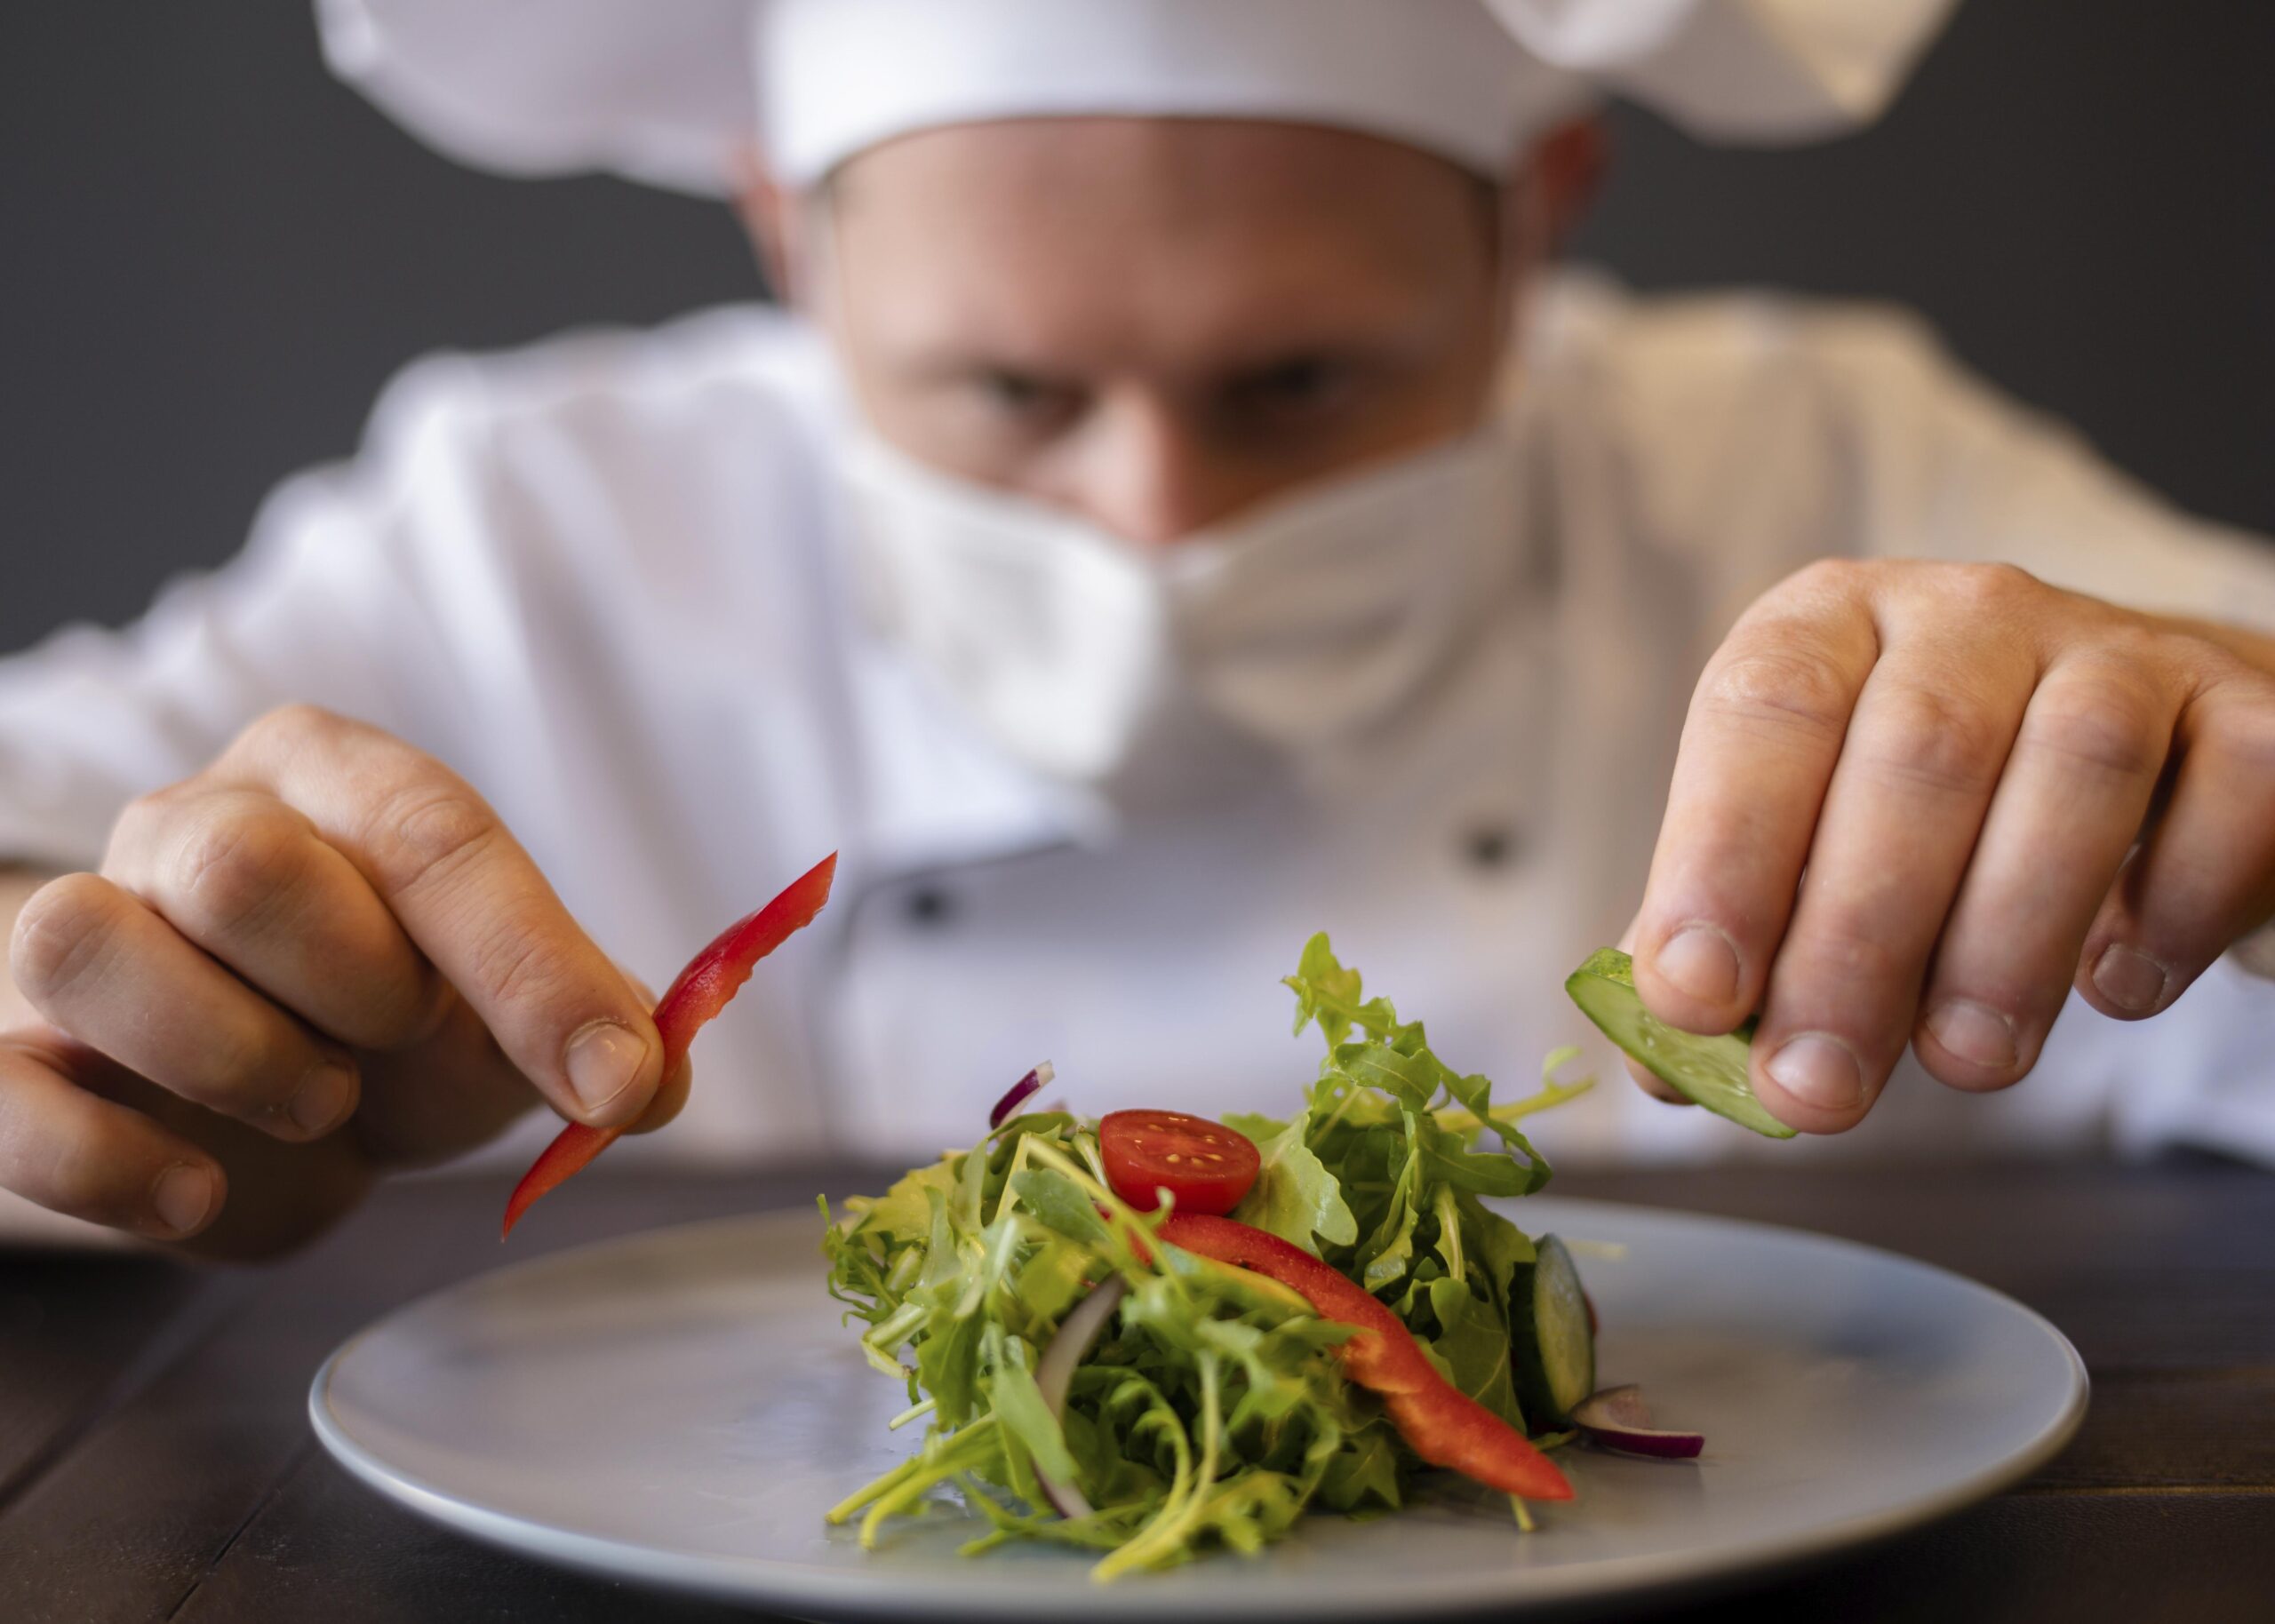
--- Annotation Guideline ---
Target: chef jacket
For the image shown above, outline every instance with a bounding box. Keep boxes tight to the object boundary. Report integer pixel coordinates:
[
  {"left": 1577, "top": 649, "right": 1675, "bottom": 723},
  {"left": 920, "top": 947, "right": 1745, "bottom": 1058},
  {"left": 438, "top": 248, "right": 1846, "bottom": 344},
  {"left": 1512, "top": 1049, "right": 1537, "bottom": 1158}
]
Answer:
[{"left": 4, "top": 271, "right": 2273, "bottom": 1206}]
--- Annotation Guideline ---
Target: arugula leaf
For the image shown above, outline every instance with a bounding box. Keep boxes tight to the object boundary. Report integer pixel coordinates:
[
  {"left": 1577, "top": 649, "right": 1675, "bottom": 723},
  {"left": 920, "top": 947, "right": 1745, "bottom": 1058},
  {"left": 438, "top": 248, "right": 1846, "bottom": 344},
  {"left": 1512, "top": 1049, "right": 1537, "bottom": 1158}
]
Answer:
[
  {"left": 1315, "top": 1424, "right": 1403, "bottom": 1513},
  {"left": 1283, "top": 931, "right": 1377, "bottom": 1045},
  {"left": 1010, "top": 1167, "right": 1111, "bottom": 1246},
  {"left": 844, "top": 1159, "right": 960, "bottom": 1247},
  {"left": 986, "top": 1325, "right": 1081, "bottom": 1486},
  {"left": 1424, "top": 1276, "right": 1526, "bottom": 1431},
  {"left": 1358, "top": 1178, "right": 1424, "bottom": 1293},
  {"left": 1225, "top": 1114, "right": 1359, "bottom": 1253},
  {"left": 1462, "top": 1194, "right": 1538, "bottom": 1321}
]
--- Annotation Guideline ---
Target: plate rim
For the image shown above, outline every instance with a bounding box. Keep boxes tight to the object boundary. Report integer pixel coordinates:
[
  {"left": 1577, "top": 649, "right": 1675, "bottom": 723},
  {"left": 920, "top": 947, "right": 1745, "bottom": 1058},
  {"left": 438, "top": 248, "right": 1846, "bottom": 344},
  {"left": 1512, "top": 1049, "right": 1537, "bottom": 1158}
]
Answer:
[{"left": 307, "top": 1198, "right": 2090, "bottom": 1620}]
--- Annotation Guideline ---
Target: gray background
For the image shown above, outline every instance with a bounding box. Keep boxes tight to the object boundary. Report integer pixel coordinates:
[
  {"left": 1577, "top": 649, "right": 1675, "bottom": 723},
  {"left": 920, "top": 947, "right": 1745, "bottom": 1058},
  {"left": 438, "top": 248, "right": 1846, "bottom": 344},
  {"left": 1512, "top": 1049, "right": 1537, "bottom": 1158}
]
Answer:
[{"left": 3, "top": 0, "right": 2271, "bottom": 657}]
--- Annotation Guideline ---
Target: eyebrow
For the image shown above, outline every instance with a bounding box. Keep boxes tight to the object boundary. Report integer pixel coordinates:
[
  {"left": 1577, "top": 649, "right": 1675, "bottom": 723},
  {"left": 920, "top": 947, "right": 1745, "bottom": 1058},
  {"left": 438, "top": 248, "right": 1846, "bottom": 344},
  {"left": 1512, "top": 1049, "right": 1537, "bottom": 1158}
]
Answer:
[{"left": 896, "top": 330, "right": 1425, "bottom": 390}]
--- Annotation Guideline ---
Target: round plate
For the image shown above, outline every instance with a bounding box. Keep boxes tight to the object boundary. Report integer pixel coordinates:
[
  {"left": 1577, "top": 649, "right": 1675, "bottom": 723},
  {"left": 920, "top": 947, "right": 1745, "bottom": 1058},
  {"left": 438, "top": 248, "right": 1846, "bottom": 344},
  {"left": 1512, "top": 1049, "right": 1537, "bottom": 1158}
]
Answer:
[{"left": 310, "top": 1198, "right": 2086, "bottom": 1620}]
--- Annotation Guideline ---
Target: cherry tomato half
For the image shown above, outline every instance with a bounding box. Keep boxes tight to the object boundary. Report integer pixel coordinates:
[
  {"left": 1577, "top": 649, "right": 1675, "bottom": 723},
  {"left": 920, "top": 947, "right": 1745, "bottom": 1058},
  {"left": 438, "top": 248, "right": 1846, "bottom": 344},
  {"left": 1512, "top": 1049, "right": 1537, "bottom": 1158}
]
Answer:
[{"left": 1098, "top": 1110, "right": 1261, "bottom": 1216}]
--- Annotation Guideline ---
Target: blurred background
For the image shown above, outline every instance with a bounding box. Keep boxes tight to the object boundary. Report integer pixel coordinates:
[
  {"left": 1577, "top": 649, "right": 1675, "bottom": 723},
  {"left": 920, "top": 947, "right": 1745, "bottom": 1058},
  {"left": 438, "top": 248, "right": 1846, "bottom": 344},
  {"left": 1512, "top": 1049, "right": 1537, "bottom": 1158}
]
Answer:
[{"left": 3, "top": 0, "right": 2271, "bottom": 657}]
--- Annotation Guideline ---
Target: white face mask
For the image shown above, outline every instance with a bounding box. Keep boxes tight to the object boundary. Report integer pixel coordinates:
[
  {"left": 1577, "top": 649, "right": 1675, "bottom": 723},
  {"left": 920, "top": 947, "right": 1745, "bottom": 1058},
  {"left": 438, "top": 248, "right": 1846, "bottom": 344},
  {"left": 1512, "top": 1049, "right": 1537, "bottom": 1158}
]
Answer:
[{"left": 839, "top": 429, "right": 1527, "bottom": 800}]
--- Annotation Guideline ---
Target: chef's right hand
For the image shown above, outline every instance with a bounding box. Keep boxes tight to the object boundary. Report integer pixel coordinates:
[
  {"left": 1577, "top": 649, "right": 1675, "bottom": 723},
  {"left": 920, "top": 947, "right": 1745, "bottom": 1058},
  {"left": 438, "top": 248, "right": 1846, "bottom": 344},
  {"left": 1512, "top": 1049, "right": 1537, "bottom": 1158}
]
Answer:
[{"left": 0, "top": 705, "right": 681, "bottom": 1258}]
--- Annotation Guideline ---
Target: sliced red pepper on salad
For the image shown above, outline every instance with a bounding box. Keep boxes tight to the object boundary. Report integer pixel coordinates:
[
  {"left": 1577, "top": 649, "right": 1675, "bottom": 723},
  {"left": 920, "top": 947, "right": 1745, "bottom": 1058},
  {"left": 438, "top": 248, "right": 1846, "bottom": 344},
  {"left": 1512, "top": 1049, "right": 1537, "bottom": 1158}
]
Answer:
[
  {"left": 500, "top": 851, "right": 838, "bottom": 1238},
  {"left": 1156, "top": 1211, "right": 1574, "bottom": 1501}
]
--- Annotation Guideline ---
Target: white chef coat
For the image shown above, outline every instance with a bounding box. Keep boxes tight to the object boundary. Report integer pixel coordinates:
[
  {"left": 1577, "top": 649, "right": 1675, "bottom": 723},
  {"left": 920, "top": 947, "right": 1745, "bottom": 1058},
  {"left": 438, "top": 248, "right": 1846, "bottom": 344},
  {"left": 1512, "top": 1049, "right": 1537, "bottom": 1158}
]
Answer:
[{"left": 4, "top": 271, "right": 2274, "bottom": 1210}]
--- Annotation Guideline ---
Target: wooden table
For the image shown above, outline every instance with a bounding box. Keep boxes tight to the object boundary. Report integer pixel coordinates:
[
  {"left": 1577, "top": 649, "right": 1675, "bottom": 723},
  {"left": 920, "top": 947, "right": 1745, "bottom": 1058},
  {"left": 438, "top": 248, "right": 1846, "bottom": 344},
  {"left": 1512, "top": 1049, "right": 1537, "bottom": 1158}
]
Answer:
[{"left": 2, "top": 1158, "right": 2270, "bottom": 1622}]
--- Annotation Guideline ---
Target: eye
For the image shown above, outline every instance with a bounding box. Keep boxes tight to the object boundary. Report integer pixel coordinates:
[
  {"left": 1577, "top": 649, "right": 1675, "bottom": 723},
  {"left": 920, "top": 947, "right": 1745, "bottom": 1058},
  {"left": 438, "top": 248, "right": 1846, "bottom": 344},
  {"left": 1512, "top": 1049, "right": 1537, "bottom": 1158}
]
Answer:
[
  {"left": 1225, "top": 356, "right": 1360, "bottom": 421},
  {"left": 971, "top": 368, "right": 1076, "bottom": 426}
]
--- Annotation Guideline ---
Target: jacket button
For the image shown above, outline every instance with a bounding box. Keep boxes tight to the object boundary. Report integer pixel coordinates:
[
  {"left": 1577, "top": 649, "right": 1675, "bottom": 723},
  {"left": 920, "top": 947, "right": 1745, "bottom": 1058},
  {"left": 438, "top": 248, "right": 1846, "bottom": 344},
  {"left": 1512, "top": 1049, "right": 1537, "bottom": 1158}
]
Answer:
[
  {"left": 905, "top": 886, "right": 957, "bottom": 927},
  {"left": 1462, "top": 824, "right": 1521, "bottom": 871}
]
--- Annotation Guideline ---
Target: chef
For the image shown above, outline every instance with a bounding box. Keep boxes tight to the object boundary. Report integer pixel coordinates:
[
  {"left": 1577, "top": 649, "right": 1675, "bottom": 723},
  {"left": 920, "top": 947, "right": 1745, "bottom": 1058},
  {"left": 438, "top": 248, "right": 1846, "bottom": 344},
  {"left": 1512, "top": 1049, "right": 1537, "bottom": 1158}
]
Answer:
[{"left": 2, "top": 0, "right": 2272, "bottom": 1255}]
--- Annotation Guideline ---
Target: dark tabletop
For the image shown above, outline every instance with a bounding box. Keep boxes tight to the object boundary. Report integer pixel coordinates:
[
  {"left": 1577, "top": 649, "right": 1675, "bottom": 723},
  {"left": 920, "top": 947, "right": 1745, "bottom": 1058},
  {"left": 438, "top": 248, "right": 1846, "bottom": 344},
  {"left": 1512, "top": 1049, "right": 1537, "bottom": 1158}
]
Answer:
[{"left": 2, "top": 1158, "right": 2271, "bottom": 1624}]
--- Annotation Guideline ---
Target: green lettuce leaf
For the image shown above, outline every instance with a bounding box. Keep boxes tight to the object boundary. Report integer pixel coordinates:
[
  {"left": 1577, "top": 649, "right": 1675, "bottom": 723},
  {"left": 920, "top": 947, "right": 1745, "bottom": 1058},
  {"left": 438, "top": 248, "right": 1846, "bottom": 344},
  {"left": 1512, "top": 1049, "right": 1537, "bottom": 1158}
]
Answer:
[
  {"left": 1225, "top": 1113, "right": 1359, "bottom": 1254},
  {"left": 986, "top": 1324, "right": 1080, "bottom": 1486},
  {"left": 1424, "top": 1276, "right": 1526, "bottom": 1432}
]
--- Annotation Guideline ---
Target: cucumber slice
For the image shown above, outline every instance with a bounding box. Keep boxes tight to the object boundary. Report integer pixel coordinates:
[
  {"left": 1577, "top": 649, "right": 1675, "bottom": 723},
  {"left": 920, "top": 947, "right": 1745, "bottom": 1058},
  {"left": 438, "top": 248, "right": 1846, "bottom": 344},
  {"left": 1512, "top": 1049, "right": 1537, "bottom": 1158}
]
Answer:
[
  {"left": 1512, "top": 1234, "right": 1594, "bottom": 1426},
  {"left": 1565, "top": 947, "right": 1797, "bottom": 1139}
]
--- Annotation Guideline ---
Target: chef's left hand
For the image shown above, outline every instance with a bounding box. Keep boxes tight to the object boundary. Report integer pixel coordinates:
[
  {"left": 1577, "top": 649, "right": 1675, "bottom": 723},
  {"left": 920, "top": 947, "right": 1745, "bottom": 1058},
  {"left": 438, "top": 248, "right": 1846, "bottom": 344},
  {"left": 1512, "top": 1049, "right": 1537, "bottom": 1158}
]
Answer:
[{"left": 1627, "top": 559, "right": 2275, "bottom": 1133}]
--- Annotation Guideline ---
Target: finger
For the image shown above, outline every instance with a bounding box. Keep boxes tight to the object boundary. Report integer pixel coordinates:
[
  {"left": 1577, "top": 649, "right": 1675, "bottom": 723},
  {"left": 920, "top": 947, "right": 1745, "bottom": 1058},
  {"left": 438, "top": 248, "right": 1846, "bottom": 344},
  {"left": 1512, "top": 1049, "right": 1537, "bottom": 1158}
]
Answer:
[
  {"left": 627, "top": 1055, "right": 694, "bottom": 1135},
  {"left": 1614, "top": 917, "right": 1690, "bottom": 1104},
  {"left": 217, "top": 707, "right": 662, "bottom": 1129},
  {"left": 346, "top": 995, "right": 543, "bottom": 1166},
  {"left": 1632, "top": 562, "right": 1879, "bottom": 1035},
  {"left": 344, "top": 965, "right": 678, "bottom": 1161},
  {"left": 1622, "top": 1053, "right": 1693, "bottom": 1105},
  {"left": 103, "top": 787, "right": 443, "bottom": 1051},
  {"left": 1914, "top": 651, "right": 2177, "bottom": 1086},
  {"left": 2080, "top": 665, "right": 2275, "bottom": 1018},
  {"left": 0, "top": 1031, "right": 226, "bottom": 1239},
  {"left": 610, "top": 965, "right": 690, "bottom": 1132},
  {"left": 1750, "top": 620, "right": 2039, "bottom": 1132},
  {"left": 9, "top": 873, "right": 360, "bottom": 1141}
]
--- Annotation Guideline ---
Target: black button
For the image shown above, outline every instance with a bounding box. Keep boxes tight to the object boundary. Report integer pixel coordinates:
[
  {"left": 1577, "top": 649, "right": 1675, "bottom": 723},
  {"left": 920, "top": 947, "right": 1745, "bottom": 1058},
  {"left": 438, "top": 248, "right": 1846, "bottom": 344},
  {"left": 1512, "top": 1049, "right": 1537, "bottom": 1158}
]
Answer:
[
  {"left": 1463, "top": 825, "right": 1521, "bottom": 871},
  {"left": 905, "top": 886, "right": 956, "bottom": 927}
]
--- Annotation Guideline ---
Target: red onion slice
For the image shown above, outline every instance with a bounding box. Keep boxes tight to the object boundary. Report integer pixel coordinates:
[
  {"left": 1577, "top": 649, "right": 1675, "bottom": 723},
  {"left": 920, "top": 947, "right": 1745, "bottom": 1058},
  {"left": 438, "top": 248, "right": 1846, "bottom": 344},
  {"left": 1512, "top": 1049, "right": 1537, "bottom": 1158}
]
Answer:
[
  {"left": 989, "top": 1062, "right": 1056, "bottom": 1129},
  {"left": 1028, "top": 1275, "right": 1127, "bottom": 1518},
  {"left": 1571, "top": 1384, "right": 1704, "bottom": 1460}
]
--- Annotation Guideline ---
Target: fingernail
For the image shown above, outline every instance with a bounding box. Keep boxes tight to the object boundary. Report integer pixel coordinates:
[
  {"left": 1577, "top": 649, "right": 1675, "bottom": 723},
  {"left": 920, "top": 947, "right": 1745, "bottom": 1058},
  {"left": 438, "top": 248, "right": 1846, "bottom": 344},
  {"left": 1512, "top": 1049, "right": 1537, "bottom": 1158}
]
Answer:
[
  {"left": 2092, "top": 944, "right": 2167, "bottom": 1014},
  {"left": 1656, "top": 925, "right": 1740, "bottom": 1005},
  {"left": 1924, "top": 999, "right": 2016, "bottom": 1070},
  {"left": 290, "top": 1063, "right": 356, "bottom": 1137},
  {"left": 152, "top": 1164, "right": 216, "bottom": 1236},
  {"left": 1765, "top": 1033, "right": 1864, "bottom": 1112},
  {"left": 565, "top": 1020, "right": 651, "bottom": 1118}
]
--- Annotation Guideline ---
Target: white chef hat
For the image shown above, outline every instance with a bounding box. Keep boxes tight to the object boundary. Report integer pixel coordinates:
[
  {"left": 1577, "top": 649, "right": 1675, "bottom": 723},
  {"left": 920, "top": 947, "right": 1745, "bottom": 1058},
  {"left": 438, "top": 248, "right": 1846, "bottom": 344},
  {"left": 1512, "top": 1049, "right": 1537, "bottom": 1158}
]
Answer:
[{"left": 317, "top": 0, "right": 1959, "bottom": 195}]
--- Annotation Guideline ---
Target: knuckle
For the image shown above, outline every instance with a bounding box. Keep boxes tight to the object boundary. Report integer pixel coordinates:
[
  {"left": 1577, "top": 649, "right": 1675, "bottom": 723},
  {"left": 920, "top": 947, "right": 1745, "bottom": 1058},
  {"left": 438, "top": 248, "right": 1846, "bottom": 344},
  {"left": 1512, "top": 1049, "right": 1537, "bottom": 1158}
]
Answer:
[
  {"left": 2198, "top": 673, "right": 2275, "bottom": 776},
  {"left": 1697, "top": 646, "right": 1857, "bottom": 744},
  {"left": 36, "top": 1140, "right": 118, "bottom": 1223},
  {"left": 1785, "top": 556, "right": 1872, "bottom": 599},
  {"left": 359, "top": 779, "right": 499, "bottom": 897},
  {"left": 460, "top": 918, "right": 574, "bottom": 1020},
  {"left": 194, "top": 1023, "right": 297, "bottom": 1114},
  {"left": 1782, "top": 914, "right": 1905, "bottom": 1000},
  {"left": 2095, "top": 615, "right": 2167, "bottom": 665},
  {"left": 168, "top": 805, "right": 306, "bottom": 938},
  {"left": 246, "top": 701, "right": 347, "bottom": 752},
  {"left": 2022, "top": 675, "right": 2168, "bottom": 780},
  {"left": 106, "top": 781, "right": 190, "bottom": 852},
  {"left": 0, "top": 1096, "right": 131, "bottom": 1225},
  {"left": 1930, "top": 561, "right": 2050, "bottom": 638},
  {"left": 9, "top": 874, "right": 122, "bottom": 1007},
  {"left": 1863, "top": 684, "right": 2009, "bottom": 796},
  {"left": 1952, "top": 560, "right": 2042, "bottom": 606}
]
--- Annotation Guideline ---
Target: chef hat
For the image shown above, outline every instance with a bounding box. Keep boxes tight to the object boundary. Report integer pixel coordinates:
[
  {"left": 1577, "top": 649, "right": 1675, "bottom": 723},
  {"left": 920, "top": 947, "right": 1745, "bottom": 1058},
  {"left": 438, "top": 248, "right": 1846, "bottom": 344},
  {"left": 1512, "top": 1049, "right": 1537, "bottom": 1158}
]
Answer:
[{"left": 318, "top": 0, "right": 1959, "bottom": 195}]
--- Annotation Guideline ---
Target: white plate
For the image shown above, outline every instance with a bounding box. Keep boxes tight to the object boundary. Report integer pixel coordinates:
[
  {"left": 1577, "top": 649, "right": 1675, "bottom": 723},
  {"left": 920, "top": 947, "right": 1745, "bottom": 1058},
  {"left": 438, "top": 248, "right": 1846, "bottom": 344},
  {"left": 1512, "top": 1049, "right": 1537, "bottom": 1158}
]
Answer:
[{"left": 310, "top": 1198, "right": 2086, "bottom": 1620}]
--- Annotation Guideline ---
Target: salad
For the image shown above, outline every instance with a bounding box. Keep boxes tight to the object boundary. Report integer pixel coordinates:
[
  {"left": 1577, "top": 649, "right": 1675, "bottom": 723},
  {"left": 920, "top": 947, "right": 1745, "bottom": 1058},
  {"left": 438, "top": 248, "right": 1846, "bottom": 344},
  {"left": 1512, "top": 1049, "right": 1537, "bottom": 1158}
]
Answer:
[
  {"left": 496, "top": 859, "right": 1768, "bottom": 1578},
  {"left": 818, "top": 935, "right": 1701, "bottom": 1578}
]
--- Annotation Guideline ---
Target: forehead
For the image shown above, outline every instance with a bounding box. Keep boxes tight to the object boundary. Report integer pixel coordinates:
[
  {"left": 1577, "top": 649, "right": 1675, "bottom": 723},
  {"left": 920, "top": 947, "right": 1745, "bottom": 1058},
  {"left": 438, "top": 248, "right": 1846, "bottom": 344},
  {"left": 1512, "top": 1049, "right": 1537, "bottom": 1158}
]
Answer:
[{"left": 822, "top": 117, "right": 1495, "bottom": 370}]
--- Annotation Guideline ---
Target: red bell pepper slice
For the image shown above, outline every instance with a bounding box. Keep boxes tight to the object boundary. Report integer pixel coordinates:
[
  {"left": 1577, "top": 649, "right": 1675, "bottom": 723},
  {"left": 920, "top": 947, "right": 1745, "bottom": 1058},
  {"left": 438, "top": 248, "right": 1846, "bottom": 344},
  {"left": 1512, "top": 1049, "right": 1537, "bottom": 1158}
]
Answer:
[
  {"left": 500, "top": 851, "right": 838, "bottom": 1238},
  {"left": 1157, "top": 1212, "right": 1573, "bottom": 1501}
]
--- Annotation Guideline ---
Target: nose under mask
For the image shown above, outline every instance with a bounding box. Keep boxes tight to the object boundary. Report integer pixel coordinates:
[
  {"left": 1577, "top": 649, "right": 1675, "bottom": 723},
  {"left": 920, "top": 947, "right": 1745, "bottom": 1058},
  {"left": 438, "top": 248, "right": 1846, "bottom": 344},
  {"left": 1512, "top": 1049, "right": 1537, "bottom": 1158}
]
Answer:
[{"left": 838, "top": 428, "right": 1528, "bottom": 803}]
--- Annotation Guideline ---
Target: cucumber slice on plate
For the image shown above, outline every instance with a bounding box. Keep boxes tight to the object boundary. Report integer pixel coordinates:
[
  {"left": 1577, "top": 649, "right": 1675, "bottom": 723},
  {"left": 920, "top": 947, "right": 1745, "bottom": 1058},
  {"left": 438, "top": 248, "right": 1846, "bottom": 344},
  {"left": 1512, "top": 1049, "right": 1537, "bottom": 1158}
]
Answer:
[
  {"left": 1513, "top": 1235, "right": 1594, "bottom": 1426},
  {"left": 1564, "top": 947, "right": 1797, "bottom": 1139}
]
